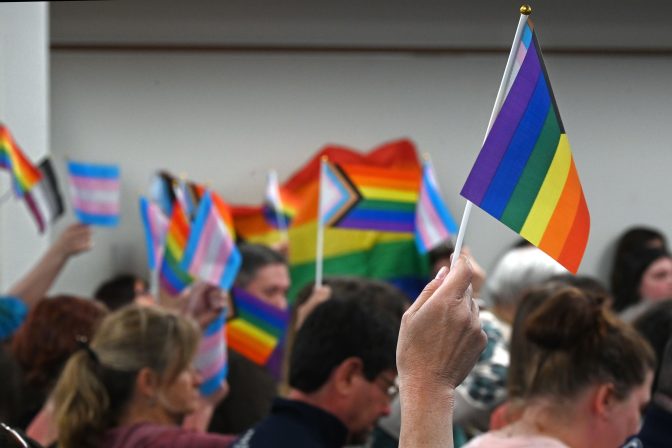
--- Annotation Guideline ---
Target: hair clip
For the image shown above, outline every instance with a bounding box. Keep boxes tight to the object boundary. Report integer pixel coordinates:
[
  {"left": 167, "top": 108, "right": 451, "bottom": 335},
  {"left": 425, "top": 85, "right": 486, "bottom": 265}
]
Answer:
[{"left": 75, "top": 335, "right": 100, "bottom": 364}]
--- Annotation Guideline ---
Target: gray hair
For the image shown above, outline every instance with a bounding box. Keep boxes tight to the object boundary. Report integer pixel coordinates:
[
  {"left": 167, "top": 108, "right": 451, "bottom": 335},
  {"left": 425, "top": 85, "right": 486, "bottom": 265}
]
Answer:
[{"left": 486, "top": 246, "right": 567, "bottom": 307}]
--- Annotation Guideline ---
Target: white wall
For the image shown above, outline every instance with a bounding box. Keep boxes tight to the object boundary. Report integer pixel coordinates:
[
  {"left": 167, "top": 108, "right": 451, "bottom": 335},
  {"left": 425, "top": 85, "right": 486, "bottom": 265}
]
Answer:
[
  {"left": 49, "top": 49, "right": 672, "bottom": 295},
  {"left": 0, "top": 4, "right": 50, "bottom": 291}
]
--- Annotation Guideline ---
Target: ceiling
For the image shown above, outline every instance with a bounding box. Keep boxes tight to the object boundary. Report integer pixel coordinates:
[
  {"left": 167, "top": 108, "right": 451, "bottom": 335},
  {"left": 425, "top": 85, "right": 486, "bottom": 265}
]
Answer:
[{"left": 50, "top": 0, "right": 672, "bottom": 51}]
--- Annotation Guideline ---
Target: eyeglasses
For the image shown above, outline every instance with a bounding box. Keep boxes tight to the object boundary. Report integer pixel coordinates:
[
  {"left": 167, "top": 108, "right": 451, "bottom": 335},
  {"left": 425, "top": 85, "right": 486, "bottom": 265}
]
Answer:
[
  {"left": 0, "top": 422, "right": 30, "bottom": 448},
  {"left": 375, "top": 375, "right": 399, "bottom": 399}
]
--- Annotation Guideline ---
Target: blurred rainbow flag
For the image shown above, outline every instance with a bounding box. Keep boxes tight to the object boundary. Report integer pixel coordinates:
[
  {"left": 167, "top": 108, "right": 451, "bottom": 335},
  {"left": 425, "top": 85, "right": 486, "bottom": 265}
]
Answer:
[
  {"left": 0, "top": 124, "right": 42, "bottom": 197},
  {"left": 286, "top": 139, "right": 428, "bottom": 299},
  {"left": 319, "top": 160, "right": 420, "bottom": 233},
  {"left": 159, "top": 201, "right": 193, "bottom": 295},
  {"left": 226, "top": 287, "right": 290, "bottom": 366},
  {"left": 461, "top": 16, "right": 589, "bottom": 273}
]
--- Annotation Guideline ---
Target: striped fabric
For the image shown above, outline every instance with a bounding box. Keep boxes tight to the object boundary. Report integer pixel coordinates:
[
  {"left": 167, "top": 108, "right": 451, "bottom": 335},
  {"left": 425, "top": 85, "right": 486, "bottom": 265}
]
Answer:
[
  {"left": 23, "top": 158, "right": 65, "bottom": 234},
  {"left": 181, "top": 191, "right": 241, "bottom": 290},
  {"left": 139, "top": 197, "right": 169, "bottom": 271},
  {"left": 461, "top": 18, "right": 589, "bottom": 273},
  {"left": 264, "top": 170, "right": 292, "bottom": 231},
  {"left": 226, "top": 287, "right": 290, "bottom": 366},
  {"left": 195, "top": 311, "right": 228, "bottom": 396},
  {"left": 414, "top": 160, "right": 457, "bottom": 253},
  {"left": 0, "top": 124, "right": 42, "bottom": 196},
  {"left": 319, "top": 159, "right": 421, "bottom": 233},
  {"left": 67, "top": 160, "right": 120, "bottom": 227},
  {"left": 159, "top": 201, "right": 193, "bottom": 296}
]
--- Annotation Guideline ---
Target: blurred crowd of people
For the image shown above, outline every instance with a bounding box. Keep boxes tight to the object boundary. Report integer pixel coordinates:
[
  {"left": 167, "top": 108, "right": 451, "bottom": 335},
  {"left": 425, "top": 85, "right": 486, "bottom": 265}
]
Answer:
[{"left": 1, "top": 223, "right": 671, "bottom": 447}]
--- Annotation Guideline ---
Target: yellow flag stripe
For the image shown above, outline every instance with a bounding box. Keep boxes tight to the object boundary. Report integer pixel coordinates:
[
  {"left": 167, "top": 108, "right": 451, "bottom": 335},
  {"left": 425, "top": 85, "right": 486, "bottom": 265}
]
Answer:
[{"left": 520, "top": 134, "right": 571, "bottom": 245}]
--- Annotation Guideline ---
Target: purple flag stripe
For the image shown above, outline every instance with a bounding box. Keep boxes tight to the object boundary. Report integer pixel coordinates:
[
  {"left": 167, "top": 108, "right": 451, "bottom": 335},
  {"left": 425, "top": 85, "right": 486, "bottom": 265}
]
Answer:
[{"left": 461, "top": 40, "right": 542, "bottom": 204}]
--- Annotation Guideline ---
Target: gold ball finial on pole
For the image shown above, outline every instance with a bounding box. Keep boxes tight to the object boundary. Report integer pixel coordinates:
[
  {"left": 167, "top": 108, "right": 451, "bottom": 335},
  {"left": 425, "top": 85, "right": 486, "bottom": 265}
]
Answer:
[{"left": 520, "top": 4, "right": 532, "bottom": 15}]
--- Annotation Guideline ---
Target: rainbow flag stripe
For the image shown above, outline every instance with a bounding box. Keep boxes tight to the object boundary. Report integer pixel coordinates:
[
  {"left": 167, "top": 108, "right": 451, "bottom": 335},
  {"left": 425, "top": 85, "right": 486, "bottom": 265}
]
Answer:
[
  {"left": 321, "top": 161, "right": 421, "bottom": 233},
  {"left": 0, "top": 124, "right": 42, "bottom": 196},
  {"left": 159, "top": 201, "right": 193, "bottom": 295},
  {"left": 226, "top": 287, "right": 290, "bottom": 366},
  {"left": 461, "top": 19, "right": 589, "bottom": 273}
]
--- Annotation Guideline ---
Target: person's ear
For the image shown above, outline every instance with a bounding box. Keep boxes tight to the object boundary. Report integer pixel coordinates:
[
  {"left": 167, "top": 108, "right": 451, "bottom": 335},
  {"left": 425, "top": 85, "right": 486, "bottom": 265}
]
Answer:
[
  {"left": 593, "top": 382, "right": 617, "bottom": 418},
  {"left": 332, "top": 357, "right": 364, "bottom": 396},
  {"left": 135, "top": 367, "right": 161, "bottom": 401}
]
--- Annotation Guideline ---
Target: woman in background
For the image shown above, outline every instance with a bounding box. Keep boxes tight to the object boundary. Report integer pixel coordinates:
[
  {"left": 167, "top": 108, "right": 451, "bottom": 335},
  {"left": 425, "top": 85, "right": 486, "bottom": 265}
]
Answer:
[
  {"left": 52, "top": 305, "right": 234, "bottom": 448},
  {"left": 465, "top": 286, "right": 655, "bottom": 448}
]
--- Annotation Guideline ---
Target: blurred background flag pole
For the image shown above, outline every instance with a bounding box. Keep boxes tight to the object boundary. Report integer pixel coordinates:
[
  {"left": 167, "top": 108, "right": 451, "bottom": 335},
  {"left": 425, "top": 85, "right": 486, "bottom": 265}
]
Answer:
[{"left": 451, "top": 5, "right": 533, "bottom": 267}]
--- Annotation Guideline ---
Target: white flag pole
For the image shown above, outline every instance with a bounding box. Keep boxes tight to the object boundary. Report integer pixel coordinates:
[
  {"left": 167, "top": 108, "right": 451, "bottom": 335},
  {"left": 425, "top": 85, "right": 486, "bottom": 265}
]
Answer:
[
  {"left": 314, "top": 157, "right": 327, "bottom": 287},
  {"left": 268, "top": 170, "right": 289, "bottom": 244},
  {"left": 451, "top": 5, "right": 532, "bottom": 267}
]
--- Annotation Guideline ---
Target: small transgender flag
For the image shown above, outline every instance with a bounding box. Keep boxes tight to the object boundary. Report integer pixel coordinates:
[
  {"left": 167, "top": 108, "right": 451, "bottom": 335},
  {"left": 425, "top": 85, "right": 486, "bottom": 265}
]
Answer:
[
  {"left": 67, "top": 160, "right": 120, "bottom": 227},
  {"left": 414, "top": 160, "right": 458, "bottom": 253},
  {"left": 181, "top": 191, "right": 241, "bottom": 291},
  {"left": 195, "top": 311, "right": 228, "bottom": 396},
  {"left": 139, "top": 197, "right": 169, "bottom": 271}
]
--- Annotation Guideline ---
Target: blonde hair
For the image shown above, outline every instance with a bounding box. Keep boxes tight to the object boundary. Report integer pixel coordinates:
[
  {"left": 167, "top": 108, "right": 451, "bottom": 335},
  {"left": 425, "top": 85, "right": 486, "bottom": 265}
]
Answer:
[{"left": 52, "top": 305, "right": 200, "bottom": 448}]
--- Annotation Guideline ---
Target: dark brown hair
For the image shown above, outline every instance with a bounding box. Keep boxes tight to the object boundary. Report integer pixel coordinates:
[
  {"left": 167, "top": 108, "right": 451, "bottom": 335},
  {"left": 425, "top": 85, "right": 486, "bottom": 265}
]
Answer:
[
  {"left": 11, "top": 295, "right": 107, "bottom": 393},
  {"left": 523, "top": 287, "right": 655, "bottom": 402}
]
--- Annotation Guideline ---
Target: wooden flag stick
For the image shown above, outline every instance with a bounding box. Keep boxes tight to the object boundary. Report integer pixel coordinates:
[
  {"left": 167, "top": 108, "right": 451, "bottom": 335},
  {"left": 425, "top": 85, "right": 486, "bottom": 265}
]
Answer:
[{"left": 452, "top": 6, "right": 532, "bottom": 267}]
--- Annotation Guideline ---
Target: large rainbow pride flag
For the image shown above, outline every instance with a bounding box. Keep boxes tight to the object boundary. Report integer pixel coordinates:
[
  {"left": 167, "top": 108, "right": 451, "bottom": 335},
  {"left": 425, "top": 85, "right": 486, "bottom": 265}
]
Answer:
[
  {"left": 461, "top": 17, "right": 589, "bottom": 273},
  {"left": 319, "top": 161, "right": 420, "bottom": 233},
  {"left": 286, "top": 139, "right": 428, "bottom": 299}
]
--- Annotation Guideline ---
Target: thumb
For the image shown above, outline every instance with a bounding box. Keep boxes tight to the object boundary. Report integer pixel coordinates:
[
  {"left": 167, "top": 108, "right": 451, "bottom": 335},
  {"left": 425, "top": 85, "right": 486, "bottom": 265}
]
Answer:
[{"left": 408, "top": 266, "right": 449, "bottom": 313}]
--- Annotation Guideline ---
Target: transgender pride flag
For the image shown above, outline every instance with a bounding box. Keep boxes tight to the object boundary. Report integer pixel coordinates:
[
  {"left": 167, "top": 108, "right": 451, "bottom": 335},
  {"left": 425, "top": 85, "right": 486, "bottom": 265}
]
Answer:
[
  {"left": 67, "top": 160, "right": 120, "bottom": 227},
  {"left": 139, "top": 197, "right": 169, "bottom": 271},
  {"left": 181, "top": 191, "right": 241, "bottom": 290},
  {"left": 195, "top": 311, "right": 228, "bottom": 396},
  {"left": 415, "top": 160, "right": 457, "bottom": 253}
]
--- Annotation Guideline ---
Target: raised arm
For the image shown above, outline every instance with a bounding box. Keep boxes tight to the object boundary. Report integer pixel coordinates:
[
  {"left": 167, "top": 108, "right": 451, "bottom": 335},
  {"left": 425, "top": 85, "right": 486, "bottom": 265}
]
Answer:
[
  {"left": 397, "top": 256, "right": 487, "bottom": 448},
  {"left": 7, "top": 224, "right": 92, "bottom": 307}
]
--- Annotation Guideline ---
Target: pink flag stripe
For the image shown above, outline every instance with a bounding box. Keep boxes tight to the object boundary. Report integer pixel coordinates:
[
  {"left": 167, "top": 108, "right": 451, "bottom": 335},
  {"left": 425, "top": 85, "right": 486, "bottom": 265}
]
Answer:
[
  {"left": 189, "top": 212, "right": 218, "bottom": 276},
  {"left": 199, "top": 354, "right": 227, "bottom": 379},
  {"left": 72, "top": 197, "right": 120, "bottom": 215},
  {"left": 417, "top": 188, "right": 448, "bottom": 244},
  {"left": 209, "top": 221, "right": 235, "bottom": 282},
  {"left": 69, "top": 175, "right": 120, "bottom": 191},
  {"left": 199, "top": 328, "right": 225, "bottom": 352},
  {"left": 191, "top": 210, "right": 233, "bottom": 282}
]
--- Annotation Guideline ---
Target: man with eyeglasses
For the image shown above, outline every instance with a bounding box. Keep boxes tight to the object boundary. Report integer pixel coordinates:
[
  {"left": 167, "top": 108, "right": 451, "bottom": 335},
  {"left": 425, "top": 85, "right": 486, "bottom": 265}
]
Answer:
[{"left": 234, "top": 294, "right": 399, "bottom": 447}]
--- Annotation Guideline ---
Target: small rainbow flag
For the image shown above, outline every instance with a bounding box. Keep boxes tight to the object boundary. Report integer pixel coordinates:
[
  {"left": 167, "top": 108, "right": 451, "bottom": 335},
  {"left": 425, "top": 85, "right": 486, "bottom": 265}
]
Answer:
[
  {"left": 461, "top": 17, "right": 590, "bottom": 273},
  {"left": 181, "top": 191, "right": 241, "bottom": 291},
  {"left": 320, "top": 160, "right": 421, "bottom": 233},
  {"left": 415, "top": 160, "right": 457, "bottom": 253},
  {"left": 226, "top": 287, "right": 290, "bottom": 366},
  {"left": 195, "top": 311, "right": 228, "bottom": 396},
  {"left": 0, "top": 124, "right": 42, "bottom": 196},
  {"left": 67, "top": 160, "right": 120, "bottom": 227},
  {"left": 139, "top": 197, "right": 169, "bottom": 271},
  {"left": 159, "top": 201, "right": 193, "bottom": 296}
]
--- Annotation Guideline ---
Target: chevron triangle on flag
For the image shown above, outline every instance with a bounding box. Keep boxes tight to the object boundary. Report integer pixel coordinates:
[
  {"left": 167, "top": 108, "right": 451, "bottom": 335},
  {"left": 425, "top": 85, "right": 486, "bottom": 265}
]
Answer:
[{"left": 319, "top": 161, "right": 361, "bottom": 227}]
